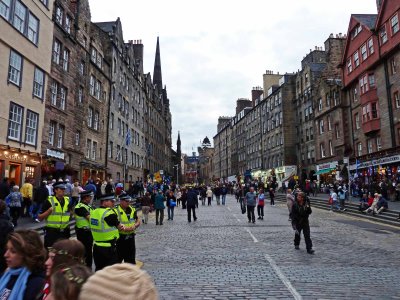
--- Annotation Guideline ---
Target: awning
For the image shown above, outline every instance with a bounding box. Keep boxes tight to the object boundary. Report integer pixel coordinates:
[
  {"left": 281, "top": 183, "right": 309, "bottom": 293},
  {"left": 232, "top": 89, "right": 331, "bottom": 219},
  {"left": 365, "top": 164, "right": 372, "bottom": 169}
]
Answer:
[{"left": 315, "top": 167, "right": 336, "bottom": 175}]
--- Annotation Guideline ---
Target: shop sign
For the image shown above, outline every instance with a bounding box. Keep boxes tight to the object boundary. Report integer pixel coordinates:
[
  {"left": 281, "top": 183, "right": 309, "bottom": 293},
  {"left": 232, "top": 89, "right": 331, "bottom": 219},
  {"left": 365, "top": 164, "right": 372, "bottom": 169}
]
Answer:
[
  {"left": 317, "top": 161, "right": 338, "bottom": 171},
  {"left": 349, "top": 155, "right": 400, "bottom": 170},
  {"left": 47, "top": 149, "right": 65, "bottom": 160},
  {"left": 0, "top": 151, "right": 28, "bottom": 162}
]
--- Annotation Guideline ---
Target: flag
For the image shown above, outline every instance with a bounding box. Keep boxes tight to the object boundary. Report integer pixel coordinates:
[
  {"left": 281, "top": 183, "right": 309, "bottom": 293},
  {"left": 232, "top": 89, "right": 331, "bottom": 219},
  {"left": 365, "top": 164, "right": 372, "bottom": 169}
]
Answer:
[{"left": 125, "top": 129, "right": 131, "bottom": 146}]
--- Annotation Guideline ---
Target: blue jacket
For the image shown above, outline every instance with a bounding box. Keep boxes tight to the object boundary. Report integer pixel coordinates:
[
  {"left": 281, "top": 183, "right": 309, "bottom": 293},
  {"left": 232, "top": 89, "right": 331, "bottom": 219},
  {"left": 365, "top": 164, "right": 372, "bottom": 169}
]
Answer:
[{"left": 154, "top": 193, "right": 165, "bottom": 209}]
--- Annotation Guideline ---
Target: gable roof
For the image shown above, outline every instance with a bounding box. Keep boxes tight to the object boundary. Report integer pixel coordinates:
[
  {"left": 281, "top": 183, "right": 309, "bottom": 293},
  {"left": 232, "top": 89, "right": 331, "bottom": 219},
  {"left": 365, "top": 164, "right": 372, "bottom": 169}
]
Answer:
[
  {"left": 95, "top": 21, "right": 116, "bottom": 33},
  {"left": 352, "top": 14, "right": 377, "bottom": 30}
]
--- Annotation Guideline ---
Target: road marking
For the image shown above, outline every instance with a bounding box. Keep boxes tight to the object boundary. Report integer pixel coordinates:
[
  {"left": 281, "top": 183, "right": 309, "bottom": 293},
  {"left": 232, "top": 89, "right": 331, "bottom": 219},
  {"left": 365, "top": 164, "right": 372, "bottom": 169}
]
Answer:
[
  {"left": 245, "top": 228, "right": 258, "bottom": 243},
  {"left": 265, "top": 253, "right": 302, "bottom": 300}
]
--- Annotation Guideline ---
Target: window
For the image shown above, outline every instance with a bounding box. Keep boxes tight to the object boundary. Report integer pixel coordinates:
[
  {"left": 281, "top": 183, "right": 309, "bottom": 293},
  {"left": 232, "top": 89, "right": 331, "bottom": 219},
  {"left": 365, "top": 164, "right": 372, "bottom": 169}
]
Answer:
[
  {"left": 79, "top": 61, "right": 85, "bottom": 75},
  {"left": 88, "top": 107, "right": 93, "bottom": 128},
  {"left": 39, "top": 0, "right": 48, "bottom": 6},
  {"left": 48, "top": 121, "right": 55, "bottom": 145},
  {"left": 355, "top": 113, "right": 360, "bottom": 129},
  {"left": 380, "top": 25, "right": 388, "bottom": 44},
  {"left": 86, "top": 139, "right": 91, "bottom": 158},
  {"left": 390, "top": 57, "right": 397, "bottom": 75},
  {"left": 27, "top": 13, "right": 39, "bottom": 44},
  {"left": 328, "top": 115, "right": 332, "bottom": 131},
  {"left": 368, "top": 38, "right": 374, "bottom": 54},
  {"left": 91, "top": 48, "right": 96, "bottom": 63},
  {"left": 394, "top": 91, "right": 400, "bottom": 108},
  {"left": 62, "top": 49, "right": 69, "bottom": 71},
  {"left": 335, "top": 124, "right": 340, "bottom": 139},
  {"left": 50, "top": 81, "right": 57, "bottom": 105},
  {"left": 53, "top": 40, "right": 61, "bottom": 64},
  {"left": 368, "top": 74, "right": 375, "bottom": 88},
  {"left": 13, "top": 1, "right": 26, "bottom": 33},
  {"left": 55, "top": 6, "right": 63, "bottom": 25},
  {"left": 371, "top": 102, "right": 378, "bottom": 118},
  {"left": 57, "top": 125, "right": 64, "bottom": 148},
  {"left": 117, "top": 118, "right": 121, "bottom": 135},
  {"left": 347, "top": 59, "right": 353, "bottom": 73},
  {"left": 95, "top": 80, "right": 101, "bottom": 100},
  {"left": 75, "top": 131, "right": 80, "bottom": 146},
  {"left": 78, "top": 86, "right": 83, "bottom": 103},
  {"left": 94, "top": 111, "right": 99, "bottom": 130},
  {"left": 0, "top": 0, "right": 11, "bottom": 19},
  {"left": 362, "top": 105, "right": 370, "bottom": 122},
  {"left": 320, "top": 143, "right": 326, "bottom": 158},
  {"left": 8, "top": 50, "right": 22, "bottom": 86},
  {"left": 116, "top": 145, "right": 121, "bottom": 161},
  {"left": 391, "top": 14, "right": 399, "bottom": 35},
  {"left": 376, "top": 136, "right": 382, "bottom": 151},
  {"left": 25, "top": 110, "right": 38, "bottom": 145},
  {"left": 367, "top": 139, "right": 373, "bottom": 154},
  {"left": 357, "top": 142, "right": 362, "bottom": 156},
  {"left": 352, "top": 87, "right": 358, "bottom": 102},
  {"left": 110, "top": 113, "right": 114, "bottom": 130},
  {"left": 359, "top": 75, "right": 368, "bottom": 94},
  {"left": 319, "top": 119, "right": 324, "bottom": 134},
  {"left": 329, "top": 140, "right": 333, "bottom": 156},
  {"left": 361, "top": 44, "right": 367, "bottom": 61},
  {"left": 354, "top": 51, "right": 360, "bottom": 67},
  {"left": 59, "top": 87, "right": 66, "bottom": 110},
  {"left": 318, "top": 98, "right": 322, "bottom": 111},
  {"left": 33, "top": 67, "right": 44, "bottom": 99},
  {"left": 89, "top": 75, "right": 95, "bottom": 96},
  {"left": 108, "top": 141, "right": 113, "bottom": 158},
  {"left": 8, "top": 102, "right": 23, "bottom": 141},
  {"left": 65, "top": 15, "right": 71, "bottom": 33},
  {"left": 92, "top": 141, "right": 97, "bottom": 160}
]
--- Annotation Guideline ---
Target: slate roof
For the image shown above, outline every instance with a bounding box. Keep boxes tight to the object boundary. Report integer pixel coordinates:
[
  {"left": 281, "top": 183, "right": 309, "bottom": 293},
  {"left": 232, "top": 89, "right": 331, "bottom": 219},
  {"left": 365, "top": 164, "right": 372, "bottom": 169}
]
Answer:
[
  {"left": 94, "top": 21, "right": 116, "bottom": 33},
  {"left": 352, "top": 14, "right": 377, "bottom": 30},
  {"left": 309, "top": 63, "right": 327, "bottom": 73}
]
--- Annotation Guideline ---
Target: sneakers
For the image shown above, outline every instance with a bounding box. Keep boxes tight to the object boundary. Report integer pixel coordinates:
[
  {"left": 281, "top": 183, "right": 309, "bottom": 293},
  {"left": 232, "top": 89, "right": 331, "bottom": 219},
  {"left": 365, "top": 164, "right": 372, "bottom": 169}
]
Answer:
[
  {"left": 295, "top": 245, "right": 300, "bottom": 250},
  {"left": 307, "top": 249, "right": 315, "bottom": 254}
]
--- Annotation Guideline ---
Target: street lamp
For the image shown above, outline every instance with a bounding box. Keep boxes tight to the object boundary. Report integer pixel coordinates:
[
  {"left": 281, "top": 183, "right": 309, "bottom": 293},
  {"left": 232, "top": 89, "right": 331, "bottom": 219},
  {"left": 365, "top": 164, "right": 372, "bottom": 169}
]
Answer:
[{"left": 174, "top": 164, "right": 179, "bottom": 185}]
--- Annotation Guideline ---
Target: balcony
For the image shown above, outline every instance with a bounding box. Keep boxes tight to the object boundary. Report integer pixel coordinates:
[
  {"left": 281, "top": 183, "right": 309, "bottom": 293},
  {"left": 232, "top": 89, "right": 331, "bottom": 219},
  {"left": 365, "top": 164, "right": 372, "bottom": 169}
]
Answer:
[
  {"left": 362, "top": 118, "right": 380, "bottom": 134},
  {"left": 360, "top": 88, "right": 378, "bottom": 106}
]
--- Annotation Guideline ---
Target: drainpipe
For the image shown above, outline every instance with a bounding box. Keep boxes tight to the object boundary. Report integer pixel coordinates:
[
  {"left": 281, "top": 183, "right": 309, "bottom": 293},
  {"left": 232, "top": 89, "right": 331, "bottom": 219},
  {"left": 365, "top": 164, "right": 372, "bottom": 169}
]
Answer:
[{"left": 383, "top": 59, "right": 396, "bottom": 147}]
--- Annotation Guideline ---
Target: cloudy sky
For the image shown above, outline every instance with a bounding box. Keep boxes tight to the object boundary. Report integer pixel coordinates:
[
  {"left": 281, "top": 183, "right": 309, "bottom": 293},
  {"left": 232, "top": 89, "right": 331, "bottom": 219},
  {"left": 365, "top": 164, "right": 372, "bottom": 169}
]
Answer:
[{"left": 90, "top": 0, "right": 377, "bottom": 154}]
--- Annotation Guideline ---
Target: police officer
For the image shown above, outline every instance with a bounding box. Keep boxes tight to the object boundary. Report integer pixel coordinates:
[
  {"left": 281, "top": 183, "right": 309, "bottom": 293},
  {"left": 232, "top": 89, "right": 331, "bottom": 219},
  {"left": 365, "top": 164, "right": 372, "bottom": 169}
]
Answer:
[
  {"left": 90, "top": 193, "right": 124, "bottom": 271},
  {"left": 38, "top": 181, "right": 71, "bottom": 248},
  {"left": 74, "top": 189, "right": 94, "bottom": 268},
  {"left": 115, "top": 194, "right": 140, "bottom": 264}
]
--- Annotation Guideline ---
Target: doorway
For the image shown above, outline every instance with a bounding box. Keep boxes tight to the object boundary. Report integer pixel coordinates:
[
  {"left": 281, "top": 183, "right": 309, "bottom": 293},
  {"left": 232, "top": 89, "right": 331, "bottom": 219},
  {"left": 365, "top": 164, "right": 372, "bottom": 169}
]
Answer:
[{"left": 9, "top": 163, "right": 21, "bottom": 186}]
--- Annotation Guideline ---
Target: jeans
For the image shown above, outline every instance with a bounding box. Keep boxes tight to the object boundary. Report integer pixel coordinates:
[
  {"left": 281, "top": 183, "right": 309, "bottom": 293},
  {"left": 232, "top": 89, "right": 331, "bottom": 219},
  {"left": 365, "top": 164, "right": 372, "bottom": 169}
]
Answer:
[
  {"left": 257, "top": 205, "right": 264, "bottom": 218},
  {"left": 247, "top": 205, "right": 255, "bottom": 222},
  {"left": 216, "top": 196, "right": 221, "bottom": 205},
  {"left": 221, "top": 194, "right": 226, "bottom": 205},
  {"left": 167, "top": 206, "right": 174, "bottom": 220},
  {"left": 201, "top": 197, "right": 206, "bottom": 205},
  {"left": 330, "top": 200, "right": 341, "bottom": 210},
  {"left": 31, "top": 202, "right": 42, "bottom": 219}
]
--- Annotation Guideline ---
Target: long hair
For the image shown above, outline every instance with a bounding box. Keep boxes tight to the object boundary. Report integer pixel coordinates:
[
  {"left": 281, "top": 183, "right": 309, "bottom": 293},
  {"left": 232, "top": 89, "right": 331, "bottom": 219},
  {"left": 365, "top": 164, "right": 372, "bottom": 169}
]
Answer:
[
  {"left": 49, "top": 239, "right": 85, "bottom": 276},
  {"left": 8, "top": 230, "right": 46, "bottom": 272}
]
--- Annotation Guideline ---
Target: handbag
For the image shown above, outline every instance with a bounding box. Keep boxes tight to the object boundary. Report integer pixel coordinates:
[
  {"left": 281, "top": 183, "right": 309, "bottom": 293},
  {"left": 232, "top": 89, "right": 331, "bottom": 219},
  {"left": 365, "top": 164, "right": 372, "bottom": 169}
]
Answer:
[
  {"left": 170, "top": 200, "right": 177, "bottom": 207},
  {"left": 328, "top": 196, "right": 333, "bottom": 205}
]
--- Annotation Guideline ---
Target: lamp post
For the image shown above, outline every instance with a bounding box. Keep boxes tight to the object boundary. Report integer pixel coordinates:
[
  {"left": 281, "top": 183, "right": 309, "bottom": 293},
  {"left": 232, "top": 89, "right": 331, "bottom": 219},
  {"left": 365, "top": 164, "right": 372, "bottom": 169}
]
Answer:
[{"left": 174, "top": 164, "right": 179, "bottom": 186}]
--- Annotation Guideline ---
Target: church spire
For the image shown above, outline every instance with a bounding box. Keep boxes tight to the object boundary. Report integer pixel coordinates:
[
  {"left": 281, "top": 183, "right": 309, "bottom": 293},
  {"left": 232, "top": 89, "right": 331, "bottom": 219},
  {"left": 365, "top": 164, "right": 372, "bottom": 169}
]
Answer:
[
  {"left": 177, "top": 131, "right": 181, "bottom": 157},
  {"left": 153, "top": 36, "right": 163, "bottom": 95}
]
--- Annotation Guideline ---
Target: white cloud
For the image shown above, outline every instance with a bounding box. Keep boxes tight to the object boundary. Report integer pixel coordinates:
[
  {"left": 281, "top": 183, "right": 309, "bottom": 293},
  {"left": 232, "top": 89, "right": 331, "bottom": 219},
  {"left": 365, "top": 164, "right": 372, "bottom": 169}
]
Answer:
[{"left": 90, "top": 0, "right": 378, "bottom": 152}]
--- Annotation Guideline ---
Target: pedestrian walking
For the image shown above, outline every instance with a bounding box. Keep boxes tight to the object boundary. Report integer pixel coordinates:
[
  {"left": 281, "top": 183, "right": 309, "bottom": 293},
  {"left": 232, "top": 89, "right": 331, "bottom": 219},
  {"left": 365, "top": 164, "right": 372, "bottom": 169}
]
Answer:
[
  {"left": 245, "top": 187, "right": 257, "bottom": 223},
  {"left": 20, "top": 179, "right": 33, "bottom": 217},
  {"left": 338, "top": 187, "right": 347, "bottom": 211},
  {"left": 74, "top": 190, "right": 94, "bottom": 268},
  {"left": 257, "top": 188, "right": 265, "bottom": 220},
  {"left": 116, "top": 194, "right": 140, "bottom": 264},
  {"left": 38, "top": 181, "right": 71, "bottom": 248},
  {"left": 166, "top": 190, "right": 176, "bottom": 221},
  {"left": 154, "top": 190, "right": 166, "bottom": 225},
  {"left": 32, "top": 180, "right": 49, "bottom": 223},
  {"left": 286, "top": 189, "right": 294, "bottom": 221},
  {"left": 221, "top": 185, "right": 228, "bottom": 205},
  {"left": 141, "top": 192, "right": 152, "bottom": 224},
  {"left": 329, "top": 188, "right": 340, "bottom": 211},
  {"left": 90, "top": 194, "right": 123, "bottom": 271},
  {"left": 186, "top": 187, "right": 198, "bottom": 222},
  {"left": 1, "top": 230, "right": 46, "bottom": 300},
  {"left": 0, "top": 177, "right": 10, "bottom": 200},
  {"left": 206, "top": 187, "right": 213, "bottom": 206},
  {"left": 176, "top": 189, "right": 182, "bottom": 207},
  {"left": 269, "top": 188, "right": 275, "bottom": 206},
  {"left": 5, "top": 185, "right": 23, "bottom": 227},
  {"left": 214, "top": 186, "right": 221, "bottom": 205},
  {"left": 291, "top": 192, "right": 314, "bottom": 254}
]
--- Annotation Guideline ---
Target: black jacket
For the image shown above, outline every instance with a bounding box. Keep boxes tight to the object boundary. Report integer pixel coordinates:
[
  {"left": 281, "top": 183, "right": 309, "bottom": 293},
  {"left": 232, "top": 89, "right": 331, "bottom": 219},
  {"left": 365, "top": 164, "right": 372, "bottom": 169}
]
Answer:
[
  {"left": 186, "top": 190, "right": 198, "bottom": 207},
  {"left": 291, "top": 202, "right": 312, "bottom": 225}
]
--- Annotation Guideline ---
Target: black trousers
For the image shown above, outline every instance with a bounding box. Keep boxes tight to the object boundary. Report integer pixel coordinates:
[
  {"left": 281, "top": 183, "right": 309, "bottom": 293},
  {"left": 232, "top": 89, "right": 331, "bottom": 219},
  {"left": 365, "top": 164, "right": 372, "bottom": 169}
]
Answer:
[
  {"left": 9, "top": 207, "right": 20, "bottom": 227},
  {"left": 294, "top": 222, "right": 313, "bottom": 251},
  {"left": 76, "top": 228, "right": 93, "bottom": 268},
  {"left": 247, "top": 205, "right": 255, "bottom": 222},
  {"left": 44, "top": 227, "right": 70, "bottom": 248},
  {"left": 207, "top": 197, "right": 212, "bottom": 206},
  {"left": 93, "top": 243, "right": 118, "bottom": 271},
  {"left": 257, "top": 205, "right": 264, "bottom": 217},
  {"left": 156, "top": 209, "right": 164, "bottom": 224},
  {"left": 187, "top": 206, "right": 196, "bottom": 222},
  {"left": 117, "top": 234, "right": 136, "bottom": 264}
]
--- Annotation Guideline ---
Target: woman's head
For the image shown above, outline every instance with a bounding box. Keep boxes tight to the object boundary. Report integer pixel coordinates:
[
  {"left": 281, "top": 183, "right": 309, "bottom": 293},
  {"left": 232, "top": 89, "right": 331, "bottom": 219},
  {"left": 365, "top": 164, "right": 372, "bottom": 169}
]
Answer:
[
  {"left": 4, "top": 230, "right": 46, "bottom": 271},
  {"left": 47, "top": 265, "right": 92, "bottom": 300},
  {"left": 45, "top": 239, "right": 85, "bottom": 277},
  {"left": 296, "top": 192, "right": 305, "bottom": 203}
]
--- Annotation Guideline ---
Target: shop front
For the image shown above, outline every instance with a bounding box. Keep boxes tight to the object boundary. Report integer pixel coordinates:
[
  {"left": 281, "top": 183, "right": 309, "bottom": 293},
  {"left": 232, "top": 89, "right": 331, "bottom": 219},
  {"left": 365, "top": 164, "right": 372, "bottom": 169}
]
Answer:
[
  {"left": 0, "top": 148, "right": 41, "bottom": 186},
  {"left": 41, "top": 149, "right": 70, "bottom": 181},
  {"left": 316, "top": 161, "right": 339, "bottom": 184},
  {"left": 81, "top": 161, "right": 106, "bottom": 185}
]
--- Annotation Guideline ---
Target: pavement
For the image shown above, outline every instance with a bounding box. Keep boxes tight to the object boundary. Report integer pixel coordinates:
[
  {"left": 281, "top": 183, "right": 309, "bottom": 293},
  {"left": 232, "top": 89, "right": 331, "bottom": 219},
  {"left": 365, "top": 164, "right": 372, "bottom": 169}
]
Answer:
[{"left": 135, "top": 195, "right": 400, "bottom": 300}]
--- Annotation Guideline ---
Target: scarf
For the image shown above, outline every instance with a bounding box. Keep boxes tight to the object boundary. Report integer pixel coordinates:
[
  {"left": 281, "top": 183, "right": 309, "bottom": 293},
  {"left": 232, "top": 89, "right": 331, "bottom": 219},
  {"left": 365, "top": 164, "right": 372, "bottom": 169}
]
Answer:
[{"left": 0, "top": 267, "right": 31, "bottom": 300}]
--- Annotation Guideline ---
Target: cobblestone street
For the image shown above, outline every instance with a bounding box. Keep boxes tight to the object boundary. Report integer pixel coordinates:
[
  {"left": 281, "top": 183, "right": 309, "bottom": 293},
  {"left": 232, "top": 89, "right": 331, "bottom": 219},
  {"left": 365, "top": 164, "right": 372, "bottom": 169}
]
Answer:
[{"left": 136, "top": 195, "right": 400, "bottom": 300}]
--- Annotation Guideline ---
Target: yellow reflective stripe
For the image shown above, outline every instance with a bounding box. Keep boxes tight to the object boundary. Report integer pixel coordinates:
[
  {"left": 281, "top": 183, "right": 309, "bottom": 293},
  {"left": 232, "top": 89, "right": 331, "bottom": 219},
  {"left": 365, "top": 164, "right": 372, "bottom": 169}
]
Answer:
[{"left": 91, "top": 227, "right": 117, "bottom": 233}]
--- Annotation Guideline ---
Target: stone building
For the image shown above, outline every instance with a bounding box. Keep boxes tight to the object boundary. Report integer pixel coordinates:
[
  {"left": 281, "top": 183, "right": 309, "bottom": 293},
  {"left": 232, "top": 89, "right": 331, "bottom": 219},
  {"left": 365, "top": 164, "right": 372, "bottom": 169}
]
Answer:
[
  {"left": 0, "top": 0, "right": 54, "bottom": 185},
  {"left": 213, "top": 117, "right": 232, "bottom": 181}
]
